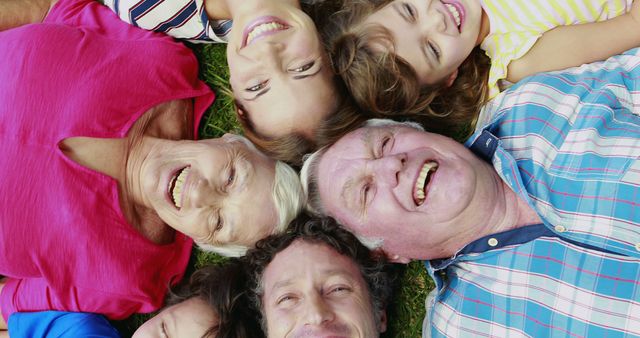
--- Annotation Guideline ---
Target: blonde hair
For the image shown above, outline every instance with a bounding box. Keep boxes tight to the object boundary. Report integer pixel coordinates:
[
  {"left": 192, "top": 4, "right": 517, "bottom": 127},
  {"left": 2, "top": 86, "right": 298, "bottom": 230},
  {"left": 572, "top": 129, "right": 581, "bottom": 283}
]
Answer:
[{"left": 327, "top": 0, "right": 490, "bottom": 139}]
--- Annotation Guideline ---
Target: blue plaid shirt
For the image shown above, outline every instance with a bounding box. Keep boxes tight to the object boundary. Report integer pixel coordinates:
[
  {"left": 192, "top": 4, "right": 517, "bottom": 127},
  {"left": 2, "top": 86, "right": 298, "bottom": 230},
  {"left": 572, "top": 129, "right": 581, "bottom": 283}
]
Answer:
[{"left": 425, "top": 48, "right": 640, "bottom": 337}]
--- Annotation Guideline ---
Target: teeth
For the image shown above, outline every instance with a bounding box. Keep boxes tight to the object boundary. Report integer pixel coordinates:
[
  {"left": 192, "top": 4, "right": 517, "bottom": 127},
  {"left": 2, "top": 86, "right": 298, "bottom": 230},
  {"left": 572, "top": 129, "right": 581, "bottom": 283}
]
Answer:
[
  {"left": 246, "top": 22, "right": 287, "bottom": 45},
  {"left": 445, "top": 3, "right": 461, "bottom": 28},
  {"left": 414, "top": 162, "right": 438, "bottom": 205},
  {"left": 170, "top": 167, "right": 190, "bottom": 209}
]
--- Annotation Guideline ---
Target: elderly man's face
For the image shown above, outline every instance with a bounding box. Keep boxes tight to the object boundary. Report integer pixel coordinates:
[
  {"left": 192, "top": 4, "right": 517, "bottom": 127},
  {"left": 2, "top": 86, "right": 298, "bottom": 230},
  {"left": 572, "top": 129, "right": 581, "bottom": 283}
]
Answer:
[
  {"left": 262, "top": 239, "right": 385, "bottom": 338},
  {"left": 317, "top": 125, "right": 492, "bottom": 261}
]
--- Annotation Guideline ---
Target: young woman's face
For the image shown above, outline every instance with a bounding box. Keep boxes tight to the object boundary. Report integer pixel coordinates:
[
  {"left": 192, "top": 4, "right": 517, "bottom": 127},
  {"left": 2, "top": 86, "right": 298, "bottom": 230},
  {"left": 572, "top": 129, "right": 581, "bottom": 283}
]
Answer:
[
  {"left": 132, "top": 297, "right": 218, "bottom": 338},
  {"left": 227, "top": 1, "right": 337, "bottom": 139},
  {"left": 364, "top": 0, "right": 483, "bottom": 85}
]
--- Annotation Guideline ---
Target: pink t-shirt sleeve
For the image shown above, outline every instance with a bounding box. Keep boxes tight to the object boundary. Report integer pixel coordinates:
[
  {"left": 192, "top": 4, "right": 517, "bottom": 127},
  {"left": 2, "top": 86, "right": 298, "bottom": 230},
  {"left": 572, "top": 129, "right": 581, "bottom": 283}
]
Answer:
[
  {"left": 1, "top": 277, "right": 157, "bottom": 321},
  {"left": 46, "top": 0, "right": 178, "bottom": 42}
]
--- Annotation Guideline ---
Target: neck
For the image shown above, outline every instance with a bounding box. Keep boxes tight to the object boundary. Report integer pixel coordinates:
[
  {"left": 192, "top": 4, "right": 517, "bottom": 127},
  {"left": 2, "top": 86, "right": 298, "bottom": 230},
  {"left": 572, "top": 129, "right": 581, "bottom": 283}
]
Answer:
[{"left": 443, "top": 167, "right": 541, "bottom": 257}]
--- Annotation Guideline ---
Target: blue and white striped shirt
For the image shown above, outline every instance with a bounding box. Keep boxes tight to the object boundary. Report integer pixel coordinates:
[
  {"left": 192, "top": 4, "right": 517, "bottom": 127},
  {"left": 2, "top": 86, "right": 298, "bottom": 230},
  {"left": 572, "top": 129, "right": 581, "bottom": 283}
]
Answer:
[
  {"left": 105, "top": 0, "right": 231, "bottom": 43},
  {"left": 425, "top": 48, "right": 640, "bottom": 337}
]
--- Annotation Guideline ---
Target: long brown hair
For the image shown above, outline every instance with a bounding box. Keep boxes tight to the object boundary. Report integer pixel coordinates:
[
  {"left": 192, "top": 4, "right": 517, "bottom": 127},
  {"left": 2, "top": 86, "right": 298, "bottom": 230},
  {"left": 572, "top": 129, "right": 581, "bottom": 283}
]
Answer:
[{"left": 326, "top": 0, "right": 491, "bottom": 140}]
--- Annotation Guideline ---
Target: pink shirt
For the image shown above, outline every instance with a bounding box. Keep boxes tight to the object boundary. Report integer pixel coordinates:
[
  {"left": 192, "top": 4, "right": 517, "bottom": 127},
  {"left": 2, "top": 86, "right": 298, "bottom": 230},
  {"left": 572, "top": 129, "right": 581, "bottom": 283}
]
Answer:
[{"left": 0, "top": 0, "right": 215, "bottom": 321}]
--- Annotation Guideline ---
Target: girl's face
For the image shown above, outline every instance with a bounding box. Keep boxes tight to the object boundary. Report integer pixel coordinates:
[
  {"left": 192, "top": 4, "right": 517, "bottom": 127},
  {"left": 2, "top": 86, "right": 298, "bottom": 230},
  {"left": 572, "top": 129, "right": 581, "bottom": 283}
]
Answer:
[
  {"left": 132, "top": 297, "right": 218, "bottom": 338},
  {"left": 363, "top": 0, "right": 484, "bottom": 86},
  {"left": 227, "top": 1, "right": 337, "bottom": 139}
]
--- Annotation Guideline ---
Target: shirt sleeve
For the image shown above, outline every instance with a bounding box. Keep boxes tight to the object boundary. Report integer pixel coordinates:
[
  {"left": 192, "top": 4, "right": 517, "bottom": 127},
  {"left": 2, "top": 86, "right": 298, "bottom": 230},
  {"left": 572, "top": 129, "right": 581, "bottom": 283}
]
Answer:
[
  {"left": 1, "top": 277, "right": 158, "bottom": 321},
  {"left": 45, "top": 0, "right": 178, "bottom": 42},
  {"left": 103, "top": 0, "right": 230, "bottom": 43},
  {"left": 8, "top": 311, "right": 120, "bottom": 338}
]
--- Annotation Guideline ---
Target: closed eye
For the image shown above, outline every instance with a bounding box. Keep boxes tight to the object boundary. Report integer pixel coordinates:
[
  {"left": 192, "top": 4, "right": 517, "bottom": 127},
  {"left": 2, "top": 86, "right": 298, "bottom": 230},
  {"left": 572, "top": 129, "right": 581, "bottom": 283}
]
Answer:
[
  {"left": 361, "top": 182, "right": 371, "bottom": 209},
  {"left": 161, "top": 321, "right": 168, "bottom": 338},
  {"left": 226, "top": 166, "right": 236, "bottom": 189},
  {"left": 426, "top": 41, "right": 440, "bottom": 62},
  {"left": 329, "top": 286, "right": 351, "bottom": 294},
  {"left": 277, "top": 294, "right": 297, "bottom": 305},
  {"left": 216, "top": 212, "right": 224, "bottom": 232},
  {"left": 289, "top": 61, "right": 315, "bottom": 73},
  {"left": 401, "top": 2, "right": 416, "bottom": 21},
  {"left": 378, "top": 135, "right": 394, "bottom": 158},
  {"left": 245, "top": 80, "right": 268, "bottom": 92}
]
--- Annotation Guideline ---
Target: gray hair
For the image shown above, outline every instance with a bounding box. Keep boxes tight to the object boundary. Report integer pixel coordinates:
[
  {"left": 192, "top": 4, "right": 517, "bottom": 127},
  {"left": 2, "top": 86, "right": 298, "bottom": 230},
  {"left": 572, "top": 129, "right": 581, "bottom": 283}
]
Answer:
[
  {"left": 300, "top": 119, "right": 423, "bottom": 250},
  {"left": 198, "top": 136, "right": 306, "bottom": 257}
]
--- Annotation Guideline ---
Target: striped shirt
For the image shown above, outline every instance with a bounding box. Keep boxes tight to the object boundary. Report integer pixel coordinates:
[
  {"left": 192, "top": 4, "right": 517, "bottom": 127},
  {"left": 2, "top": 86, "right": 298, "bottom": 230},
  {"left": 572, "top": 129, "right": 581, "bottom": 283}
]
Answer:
[
  {"left": 424, "top": 48, "right": 640, "bottom": 337},
  {"left": 104, "top": 0, "right": 231, "bottom": 43},
  {"left": 480, "top": 0, "right": 631, "bottom": 99}
]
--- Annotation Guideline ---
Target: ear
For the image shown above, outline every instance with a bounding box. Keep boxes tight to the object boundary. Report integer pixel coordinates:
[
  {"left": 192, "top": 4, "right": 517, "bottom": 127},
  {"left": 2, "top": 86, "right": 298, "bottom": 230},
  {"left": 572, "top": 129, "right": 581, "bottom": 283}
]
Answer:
[
  {"left": 236, "top": 106, "right": 245, "bottom": 117},
  {"left": 378, "top": 310, "right": 388, "bottom": 333},
  {"left": 445, "top": 69, "right": 459, "bottom": 87}
]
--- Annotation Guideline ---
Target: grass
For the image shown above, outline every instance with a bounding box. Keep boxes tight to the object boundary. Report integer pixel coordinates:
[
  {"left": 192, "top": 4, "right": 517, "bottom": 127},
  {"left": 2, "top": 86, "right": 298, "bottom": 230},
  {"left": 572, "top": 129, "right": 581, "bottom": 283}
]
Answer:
[{"left": 116, "top": 42, "right": 435, "bottom": 337}]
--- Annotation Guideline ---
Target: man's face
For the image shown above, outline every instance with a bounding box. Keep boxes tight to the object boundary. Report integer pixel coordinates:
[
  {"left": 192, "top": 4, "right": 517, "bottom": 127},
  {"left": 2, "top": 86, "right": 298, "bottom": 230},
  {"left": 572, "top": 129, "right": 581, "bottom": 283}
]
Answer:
[
  {"left": 262, "top": 240, "right": 386, "bottom": 338},
  {"left": 317, "top": 125, "right": 494, "bottom": 261}
]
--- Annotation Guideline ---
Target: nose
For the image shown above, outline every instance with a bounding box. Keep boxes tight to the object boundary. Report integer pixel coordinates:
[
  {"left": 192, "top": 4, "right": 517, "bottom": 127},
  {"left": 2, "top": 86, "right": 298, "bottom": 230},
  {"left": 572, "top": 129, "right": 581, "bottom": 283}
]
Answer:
[
  {"left": 303, "top": 294, "right": 335, "bottom": 326},
  {"left": 371, "top": 153, "right": 407, "bottom": 187},
  {"left": 249, "top": 40, "right": 286, "bottom": 69},
  {"left": 189, "top": 174, "right": 220, "bottom": 208},
  {"left": 421, "top": 7, "right": 446, "bottom": 34}
]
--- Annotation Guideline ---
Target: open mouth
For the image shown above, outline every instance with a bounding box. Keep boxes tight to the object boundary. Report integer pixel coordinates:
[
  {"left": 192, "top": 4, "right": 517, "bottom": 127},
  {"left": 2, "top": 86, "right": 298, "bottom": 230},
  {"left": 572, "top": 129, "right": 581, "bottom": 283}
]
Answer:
[
  {"left": 168, "top": 166, "right": 190, "bottom": 209},
  {"left": 443, "top": 2, "right": 463, "bottom": 31},
  {"left": 413, "top": 161, "right": 438, "bottom": 206},
  {"left": 242, "top": 17, "right": 289, "bottom": 47}
]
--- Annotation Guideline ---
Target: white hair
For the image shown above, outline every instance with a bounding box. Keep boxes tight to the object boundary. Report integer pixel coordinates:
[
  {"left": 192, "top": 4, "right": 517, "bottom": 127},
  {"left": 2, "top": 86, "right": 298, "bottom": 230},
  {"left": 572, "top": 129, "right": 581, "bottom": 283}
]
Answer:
[
  {"left": 198, "top": 136, "right": 305, "bottom": 257},
  {"left": 363, "top": 118, "right": 424, "bottom": 131}
]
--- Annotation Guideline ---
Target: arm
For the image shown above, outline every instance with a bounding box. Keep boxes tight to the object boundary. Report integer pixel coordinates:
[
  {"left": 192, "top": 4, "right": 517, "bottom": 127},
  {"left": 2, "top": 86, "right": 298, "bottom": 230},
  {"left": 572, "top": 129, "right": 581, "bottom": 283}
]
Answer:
[
  {"left": 0, "top": 279, "right": 6, "bottom": 330},
  {"left": 506, "top": 1, "right": 640, "bottom": 83},
  {"left": 0, "top": 0, "right": 57, "bottom": 31}
]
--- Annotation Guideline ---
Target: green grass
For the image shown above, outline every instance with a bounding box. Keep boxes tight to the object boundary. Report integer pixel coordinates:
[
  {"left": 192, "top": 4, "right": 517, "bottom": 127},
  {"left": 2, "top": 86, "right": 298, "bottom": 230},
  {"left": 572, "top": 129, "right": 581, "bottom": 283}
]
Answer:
[{"left": 117, "top": 42, "right": 435, "bottom": 337}]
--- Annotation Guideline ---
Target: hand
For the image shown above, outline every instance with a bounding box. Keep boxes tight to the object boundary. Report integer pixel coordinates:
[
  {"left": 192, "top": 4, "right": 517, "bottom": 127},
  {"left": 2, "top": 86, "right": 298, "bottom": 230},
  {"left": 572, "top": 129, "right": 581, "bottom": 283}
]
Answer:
[{"left": 0, "top": 279, "right": 5, "bottom": 330}]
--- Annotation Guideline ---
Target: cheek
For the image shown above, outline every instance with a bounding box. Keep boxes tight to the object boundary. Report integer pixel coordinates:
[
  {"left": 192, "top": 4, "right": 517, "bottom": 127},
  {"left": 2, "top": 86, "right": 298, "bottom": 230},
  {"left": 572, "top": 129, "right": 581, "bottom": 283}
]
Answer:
[{"left": 266, "top": 306, "right": 295, "bottom": 336}]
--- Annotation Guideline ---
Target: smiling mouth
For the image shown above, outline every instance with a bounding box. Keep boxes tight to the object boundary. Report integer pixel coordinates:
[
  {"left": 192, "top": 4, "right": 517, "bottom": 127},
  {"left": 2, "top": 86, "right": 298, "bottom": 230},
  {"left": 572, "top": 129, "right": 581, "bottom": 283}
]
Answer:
[
  {"left": 242, "top": 17, "right": 289, "bottom": 47},
  {"left": 414, "top": 161, "right": 438, "bottom": 206},
  {"left": 444, "top": 2, "right": 462, "bottom": 31},
  {"left": 168, "top": 166, "right": 190, "bottom": 209}
]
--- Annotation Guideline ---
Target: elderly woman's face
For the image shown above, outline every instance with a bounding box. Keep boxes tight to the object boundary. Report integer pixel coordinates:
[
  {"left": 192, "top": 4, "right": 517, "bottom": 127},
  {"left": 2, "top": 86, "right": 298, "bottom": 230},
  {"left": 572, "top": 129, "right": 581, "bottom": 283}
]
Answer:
[
  {"left": 226, "top": 0, "right": 337, "bottom": 139},
  {"left": 138, "top": 134, "right": 278, "bottom": 247},
  {"left": 132, "top": 297, "right": 218, "bottom": 338}
]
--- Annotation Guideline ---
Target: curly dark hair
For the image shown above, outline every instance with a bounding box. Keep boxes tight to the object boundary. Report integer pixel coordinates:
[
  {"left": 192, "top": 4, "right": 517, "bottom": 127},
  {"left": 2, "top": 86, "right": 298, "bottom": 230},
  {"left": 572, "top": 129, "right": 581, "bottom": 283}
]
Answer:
[
  {"left": 243, "top": 213, "right": 394, "bottom": 332},
  {"left": 167, "top": 260, "right": 264, "bottom": 338}
]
